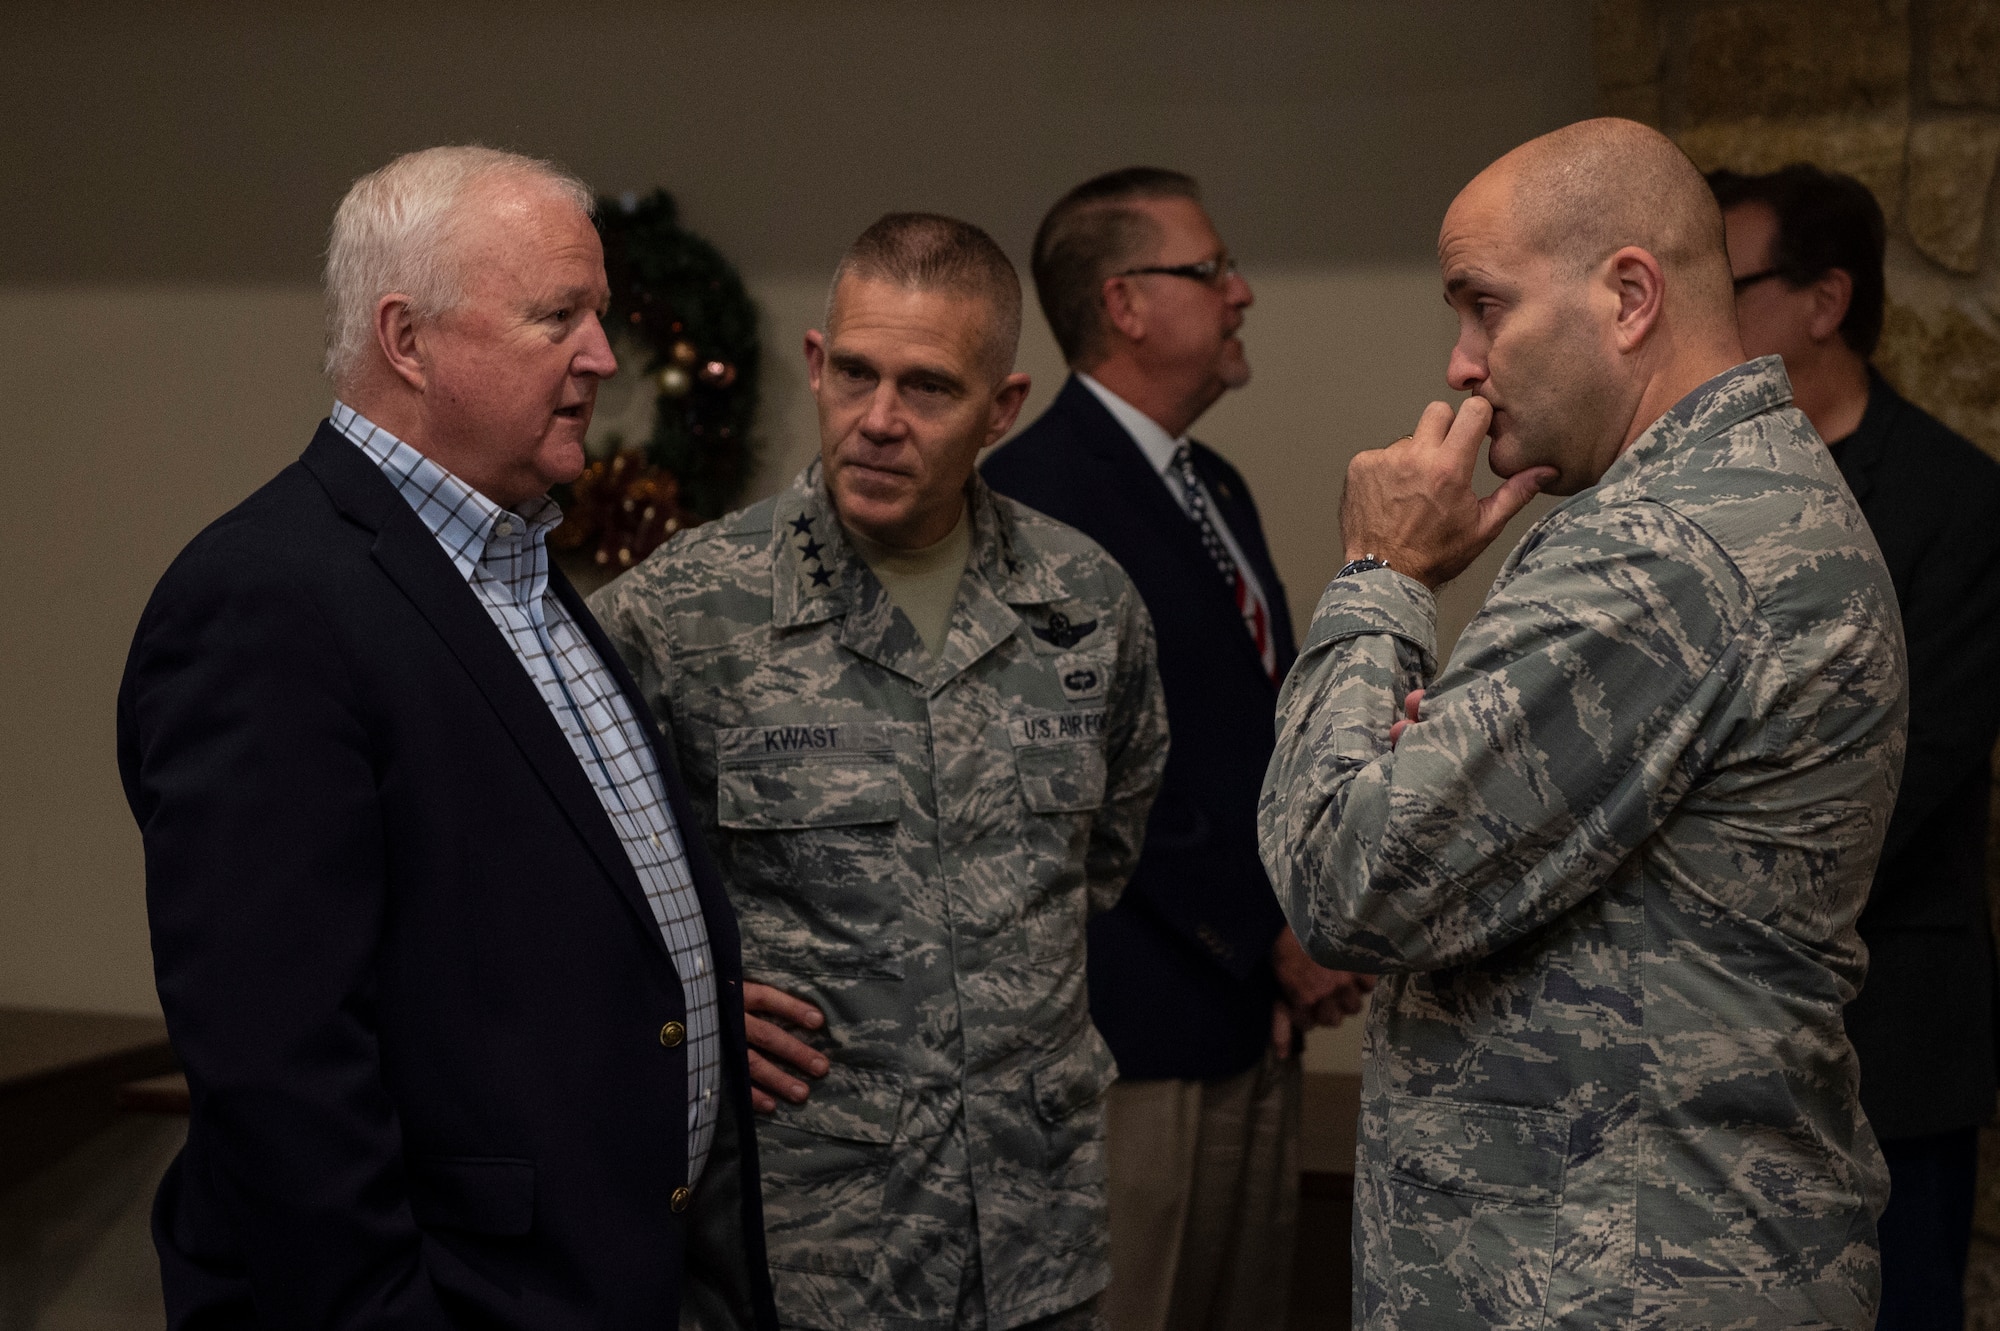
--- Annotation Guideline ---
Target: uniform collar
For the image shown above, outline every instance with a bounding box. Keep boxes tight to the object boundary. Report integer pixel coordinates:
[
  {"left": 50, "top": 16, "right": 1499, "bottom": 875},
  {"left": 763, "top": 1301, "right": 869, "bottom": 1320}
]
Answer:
[
  {"left": 1595, "top": 354, "right": 1796, "bottom": 492},
  {"left": 769, "top": 461, "right": 1064, "bottom": 688}
]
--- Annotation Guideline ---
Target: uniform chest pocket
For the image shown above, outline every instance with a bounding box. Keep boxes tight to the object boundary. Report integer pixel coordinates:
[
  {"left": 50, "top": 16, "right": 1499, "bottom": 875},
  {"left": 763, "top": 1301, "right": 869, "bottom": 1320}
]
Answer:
[
  {"left": 716, "top": 745, "right": 900, "bottom": 830},
  {"left": 1009, "top": 709, "right": 1109, "bottom": 814},
  {"left": 712, "top": 725, "right": 904, "bottom": 978}
]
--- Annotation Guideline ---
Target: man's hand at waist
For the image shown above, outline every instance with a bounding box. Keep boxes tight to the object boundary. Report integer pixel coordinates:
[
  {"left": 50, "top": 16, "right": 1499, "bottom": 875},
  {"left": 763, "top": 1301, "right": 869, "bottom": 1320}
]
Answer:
[{"left": 743, "top": 981, "right": 828, "bottom": 1114}]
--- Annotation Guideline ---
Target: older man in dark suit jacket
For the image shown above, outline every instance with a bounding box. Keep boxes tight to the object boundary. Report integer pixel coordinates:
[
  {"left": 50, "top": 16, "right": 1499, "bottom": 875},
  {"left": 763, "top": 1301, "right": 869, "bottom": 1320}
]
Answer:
[
  {"left": 1714, "top": 161, "right": 2000, "bottom": 1331},
  {"left": 118, "top": 147, "right": 775, "bottom": 1330},
  {"left": 984, "top": 168, "right": 1371, "bottom": 1331}
]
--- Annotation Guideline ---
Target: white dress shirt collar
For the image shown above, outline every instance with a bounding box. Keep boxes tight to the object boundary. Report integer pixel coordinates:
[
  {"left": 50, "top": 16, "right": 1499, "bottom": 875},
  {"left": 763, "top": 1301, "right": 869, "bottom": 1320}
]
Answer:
[{"left": 329, "top": 400, "right": 563, "bottom": 591}]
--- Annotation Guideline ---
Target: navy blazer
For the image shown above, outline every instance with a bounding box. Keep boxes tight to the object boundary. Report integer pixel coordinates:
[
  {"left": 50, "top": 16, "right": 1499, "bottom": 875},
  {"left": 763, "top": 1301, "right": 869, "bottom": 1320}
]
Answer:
[
  {"left": 118, "top": 425, "right": 777, "bottom": 1330},
  {"left": 983, "top": 377, "right": 1297, "bottom": 1081}
]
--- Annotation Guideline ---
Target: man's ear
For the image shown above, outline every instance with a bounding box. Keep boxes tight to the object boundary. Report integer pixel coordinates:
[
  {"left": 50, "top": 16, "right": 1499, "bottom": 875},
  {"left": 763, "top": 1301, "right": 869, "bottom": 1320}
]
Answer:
[
  {"left": 1809, "top": 268, "right": 1854, "bottom": 343},
  {"left": 375, "top": 293, "right": 427, "bottom": 391},
  {"left": 985, "top": 371, "right": 1033, "bottom": 446},
  {"left": 1605, "top": 246, "right": 1666, "bottom": 354},
  {"left": 1100, "top": 276, "right": 1146, "bottom": 344},
  {"left": 803, "top": 328, "right": 828, "bottom": 393}
]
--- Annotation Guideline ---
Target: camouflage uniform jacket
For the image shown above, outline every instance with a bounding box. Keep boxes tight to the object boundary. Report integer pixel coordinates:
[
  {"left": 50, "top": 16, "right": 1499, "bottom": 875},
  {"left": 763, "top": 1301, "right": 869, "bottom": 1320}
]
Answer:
[
  {"left": 1258, "top": 358, "right": 1907, "bottom": 1329},
  {"left": 591, "top": 462, "right": 1167, "bottom": 1331}
]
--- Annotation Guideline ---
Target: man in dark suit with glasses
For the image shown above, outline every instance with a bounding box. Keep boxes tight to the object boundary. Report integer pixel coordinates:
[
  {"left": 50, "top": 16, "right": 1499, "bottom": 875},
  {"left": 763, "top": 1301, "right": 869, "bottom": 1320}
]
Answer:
[{"left": 985, "top": 168, "right": 1372, "bottom": 1331}]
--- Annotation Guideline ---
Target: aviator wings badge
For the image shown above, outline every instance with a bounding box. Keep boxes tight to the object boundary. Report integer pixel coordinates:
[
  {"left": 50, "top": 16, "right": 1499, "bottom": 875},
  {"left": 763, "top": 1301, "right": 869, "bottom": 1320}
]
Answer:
[{"left": 1032, "top": 611, "right": 1098, "bottom": 648}]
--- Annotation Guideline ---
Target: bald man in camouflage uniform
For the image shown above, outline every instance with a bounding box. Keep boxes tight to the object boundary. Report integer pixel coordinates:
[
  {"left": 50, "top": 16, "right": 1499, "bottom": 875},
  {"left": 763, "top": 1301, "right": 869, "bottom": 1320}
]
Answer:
[
  {"left": 594, "top": 215, "right": 1166, "bottom": 1331},
  {"left": 1260, "top": 121, "right": 1907, "bottom": 1327}
]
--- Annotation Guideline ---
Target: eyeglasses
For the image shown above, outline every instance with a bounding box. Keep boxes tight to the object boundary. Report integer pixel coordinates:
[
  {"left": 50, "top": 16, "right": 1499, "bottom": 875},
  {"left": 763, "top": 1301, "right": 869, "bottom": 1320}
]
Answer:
[
  {"left": 1731, "top": 267, "right": 1786, "bottom": 295},
  {"left": 1114, "top": 255, "right": 1240, "bottom": 288}
]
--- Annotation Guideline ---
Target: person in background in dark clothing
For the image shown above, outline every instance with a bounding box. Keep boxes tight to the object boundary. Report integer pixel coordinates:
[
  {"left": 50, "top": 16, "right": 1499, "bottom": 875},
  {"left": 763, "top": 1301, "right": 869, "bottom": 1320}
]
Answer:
[
  {"left": 1712, "top": 161, "right": 2000, "bottom": 1331},
  {"left": 983, "top": 168, "right": 1373, "bottom": 1331}
]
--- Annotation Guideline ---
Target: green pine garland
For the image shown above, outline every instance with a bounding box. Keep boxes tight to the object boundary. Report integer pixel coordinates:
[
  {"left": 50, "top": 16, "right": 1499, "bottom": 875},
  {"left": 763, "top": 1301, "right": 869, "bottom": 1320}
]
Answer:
[{"left": 596, "top": 189, "right": 760, "bottom": 520}]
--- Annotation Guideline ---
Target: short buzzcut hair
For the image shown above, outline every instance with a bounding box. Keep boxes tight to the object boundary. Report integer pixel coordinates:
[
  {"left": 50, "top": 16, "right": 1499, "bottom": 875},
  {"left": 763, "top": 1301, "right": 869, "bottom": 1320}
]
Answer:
[
  {"left": 827, "top": 212, "right": 1023, "bottom": 379},
  {"left": 323, "top": 145, "right": 594, "bottom": 389},
  {"left": 1031, "top": 167, "right": 1202, "bottom": 367},
  {"left": 1706, "top": 163, "right": 1888, "bottom": 358}
]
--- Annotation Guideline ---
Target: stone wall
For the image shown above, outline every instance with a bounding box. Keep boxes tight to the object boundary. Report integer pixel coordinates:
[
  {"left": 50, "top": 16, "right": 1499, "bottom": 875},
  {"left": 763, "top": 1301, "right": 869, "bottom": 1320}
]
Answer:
[{"left": 1594, "top": 0, "right": 2000, "bottom": 456}]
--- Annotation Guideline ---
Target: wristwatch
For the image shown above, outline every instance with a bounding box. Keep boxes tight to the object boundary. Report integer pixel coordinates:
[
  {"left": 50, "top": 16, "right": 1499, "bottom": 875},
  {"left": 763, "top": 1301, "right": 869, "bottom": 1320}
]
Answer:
[{"left": 1336, "top": 554, "right": 1391, "bottom": 578}]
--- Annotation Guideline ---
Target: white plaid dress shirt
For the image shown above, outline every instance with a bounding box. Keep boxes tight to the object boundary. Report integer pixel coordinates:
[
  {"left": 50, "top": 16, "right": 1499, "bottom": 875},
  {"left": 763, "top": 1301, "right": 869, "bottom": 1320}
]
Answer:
[{"left": 332, "top": 402, "right": 720, "bottom": 1186}]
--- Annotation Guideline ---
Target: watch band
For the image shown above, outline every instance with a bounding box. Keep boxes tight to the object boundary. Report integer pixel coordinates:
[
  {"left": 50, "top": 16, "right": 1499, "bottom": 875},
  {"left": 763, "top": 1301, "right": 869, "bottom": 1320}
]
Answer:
[{"left": 1336, "top": 554, "right": 1390, "bottom": 578}]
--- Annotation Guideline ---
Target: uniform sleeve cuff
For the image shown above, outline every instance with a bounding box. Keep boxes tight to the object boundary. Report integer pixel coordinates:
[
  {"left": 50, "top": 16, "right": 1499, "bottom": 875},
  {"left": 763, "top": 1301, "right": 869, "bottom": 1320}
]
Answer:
[{"left": 1300, "top": 568, "right": 1437, "bottom": 659}]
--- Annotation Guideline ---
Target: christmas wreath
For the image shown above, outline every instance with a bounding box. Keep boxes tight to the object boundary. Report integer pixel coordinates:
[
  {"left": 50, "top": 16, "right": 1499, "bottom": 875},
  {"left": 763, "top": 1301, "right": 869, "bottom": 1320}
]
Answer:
[{"left": 553, "top": 189, "right": 760, "bottom": 569}]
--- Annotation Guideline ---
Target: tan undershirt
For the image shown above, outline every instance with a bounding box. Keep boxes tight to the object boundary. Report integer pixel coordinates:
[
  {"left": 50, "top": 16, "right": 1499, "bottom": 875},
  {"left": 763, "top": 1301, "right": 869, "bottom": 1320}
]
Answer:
[{"left": 844, "top": 505, "right": 972, "bottom": 660}]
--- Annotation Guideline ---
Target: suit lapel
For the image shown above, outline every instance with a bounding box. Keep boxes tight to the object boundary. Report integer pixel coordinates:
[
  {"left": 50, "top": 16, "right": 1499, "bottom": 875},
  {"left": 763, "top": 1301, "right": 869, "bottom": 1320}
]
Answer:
[
  {"left": 1065, "top": 392, "right": 1271, "bottom": 685},
  {"left": 302, "top": 430, "right": 677, "bottom": 967},
  {"left": 1116, "top": 443, "right": 1210, "bottom": 572},
  {"left": 1060, "top": 381, "right": 1235, "bottom": 597},
  {"left": 1056, "top": 381, "right": 1287, "bottom": 686}
]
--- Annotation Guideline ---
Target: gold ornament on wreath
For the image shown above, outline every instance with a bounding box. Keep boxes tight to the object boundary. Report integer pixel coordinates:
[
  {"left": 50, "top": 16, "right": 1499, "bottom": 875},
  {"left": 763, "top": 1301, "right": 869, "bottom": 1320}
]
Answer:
[
  {"left": 558, "top": 451, "right": 699, "bottom": 571},
  {"left": 549, "top": 188, "right": 759, "bottom": 569}
]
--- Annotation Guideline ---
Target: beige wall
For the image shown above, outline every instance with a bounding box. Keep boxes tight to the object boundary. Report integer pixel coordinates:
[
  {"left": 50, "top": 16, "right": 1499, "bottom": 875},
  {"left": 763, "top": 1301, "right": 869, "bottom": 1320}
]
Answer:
[
  {"left": 0, "top": 4, "right": 1592, "bottom": 1041},
  {"left": 0, "top": 288, "right": 329, "bottom": 1015}
]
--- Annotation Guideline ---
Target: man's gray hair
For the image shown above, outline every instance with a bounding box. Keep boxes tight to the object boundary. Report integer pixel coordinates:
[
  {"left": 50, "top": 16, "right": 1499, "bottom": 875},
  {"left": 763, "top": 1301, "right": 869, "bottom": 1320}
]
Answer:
[
  {"left": 826, "top": 213, "right": 1023, "bottom": 380},
  {"left": 323, "top": 145, "right": 593, "bottom": 389}
]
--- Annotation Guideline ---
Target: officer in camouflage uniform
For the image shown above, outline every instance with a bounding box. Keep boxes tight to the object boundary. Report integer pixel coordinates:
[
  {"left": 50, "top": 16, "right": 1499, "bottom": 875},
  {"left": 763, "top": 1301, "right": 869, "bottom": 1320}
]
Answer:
[
  {"left": 1259, "top": 120, "right": 1907, "bottom": 1328},
  {"left": 593, "top": 214, "right": 1167, "bottom": 1331}
]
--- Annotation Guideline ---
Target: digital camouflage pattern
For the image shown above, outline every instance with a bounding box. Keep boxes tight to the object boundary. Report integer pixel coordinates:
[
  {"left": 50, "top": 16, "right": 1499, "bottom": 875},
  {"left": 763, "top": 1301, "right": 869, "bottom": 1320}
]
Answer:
[
  {"left": 1258, "top": 358, "right": 1908, "bottom": 1329},
  {"left": 591, "top": 462, "right": 1166, "bottom": 1331}
]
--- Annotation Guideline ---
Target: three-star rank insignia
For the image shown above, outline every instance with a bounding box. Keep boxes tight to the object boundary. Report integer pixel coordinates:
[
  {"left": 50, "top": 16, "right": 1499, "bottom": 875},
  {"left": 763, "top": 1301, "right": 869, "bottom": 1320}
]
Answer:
[
  {"left": 793, "top": 512, "right": 834, "bottom": 591},
  {"left": 1033, "top": 610, "right": 1098, "bottom": 648}
]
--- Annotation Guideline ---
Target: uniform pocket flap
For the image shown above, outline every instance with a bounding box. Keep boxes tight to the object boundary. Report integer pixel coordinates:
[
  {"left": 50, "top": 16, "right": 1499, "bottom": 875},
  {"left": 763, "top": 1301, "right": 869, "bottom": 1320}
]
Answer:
[
  {"left": 1031, "top": 1039, "right": 1117, "bottom": 1124},
  {"left": 715, "top": 724, "right": 899, "bottom": 829},
  {"left": 767, "top": 1062, "right": 905, "bottom": 1144},
  {"left": 1384, "top": 1095, "right": 1567, "bottom": 1205},
  {"left": 1010, "top": 710, "right": 1109, "bottom": 814},
  {"left": 408, "top": 1155, "right": 535, "bottom": 1236}
]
